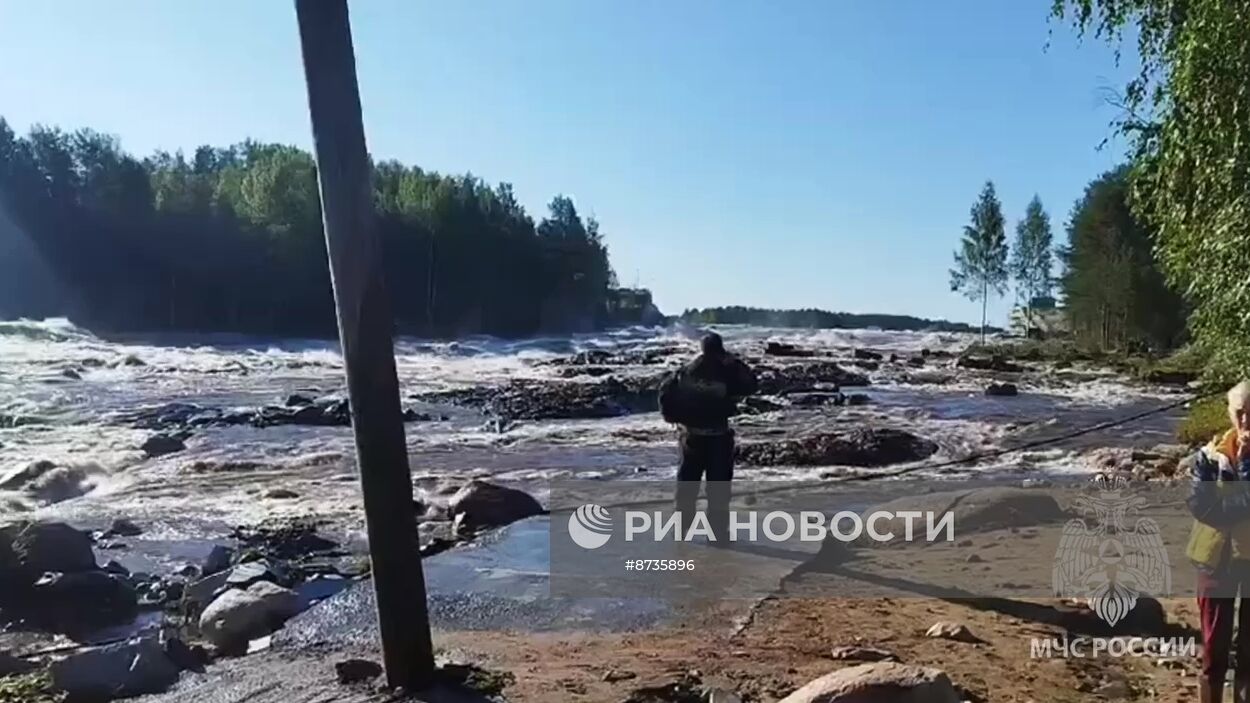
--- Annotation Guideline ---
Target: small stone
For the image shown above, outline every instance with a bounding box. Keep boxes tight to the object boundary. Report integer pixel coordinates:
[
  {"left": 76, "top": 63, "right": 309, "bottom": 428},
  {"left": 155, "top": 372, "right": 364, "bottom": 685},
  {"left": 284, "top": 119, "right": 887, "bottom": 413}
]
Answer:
[
  {"left": 106, "top": 517, "right": 143, "bottom": 537},
  {"left": 263, "top": 488, "right": 299, "bottom": 500},
  {"left": 829, "top": 645, "right": 899, "bottom": 663},
  {"left": 924, "top": 621, "right": 981, "bottom": 644},
  {"left": 335, "top": 658, "right": 382, "bottom": 684},
  {"left": 965, "top": 553, "right": 984, "bottom": 563},
  {"left": 602, "top": 669, "right": 637, "bottom": 682}
]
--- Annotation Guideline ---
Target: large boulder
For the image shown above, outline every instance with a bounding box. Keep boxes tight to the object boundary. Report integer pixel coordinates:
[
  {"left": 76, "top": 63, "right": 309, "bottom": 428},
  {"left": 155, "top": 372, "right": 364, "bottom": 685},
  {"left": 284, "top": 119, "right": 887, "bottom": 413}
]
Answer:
[
  {"left": 778, "top": 662, "right": 960, "bottom": 703},
  {"left": 141, "top": 434, "right": 185, "bottom": 458},
  {"left": 448, "top": 480, "right": 544, "bottom": 531},
  {"left": 0, "top": 521, "right": 96, "bottom": 580},
  {"left": 985, "top": 382, "right": 1018, "bottom": 397},
  {"left": 199, "top": 581, "right": 301, "bottom": 650},
  {"left": 49, "top": 635, "right": 181, "bottom": 700},
  {"left": 32, "top": 570, "right": 138, "bottom": 623},
  {"left": 737, "top": 429, "right": 938, "bottom": 468}
]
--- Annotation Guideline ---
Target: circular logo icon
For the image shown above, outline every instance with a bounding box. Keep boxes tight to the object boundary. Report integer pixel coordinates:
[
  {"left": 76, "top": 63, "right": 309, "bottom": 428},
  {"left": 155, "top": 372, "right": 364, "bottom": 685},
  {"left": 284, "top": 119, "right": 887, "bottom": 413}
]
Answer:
[{"left": 568, "top": 504, "right": 612, "bottom": 550}]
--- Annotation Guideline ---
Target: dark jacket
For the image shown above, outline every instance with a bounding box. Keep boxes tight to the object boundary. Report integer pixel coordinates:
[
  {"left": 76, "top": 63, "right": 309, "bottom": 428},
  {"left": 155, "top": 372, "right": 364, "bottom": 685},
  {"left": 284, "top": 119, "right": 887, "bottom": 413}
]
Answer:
[{"left": 664, "top": 352, "right": 758, "bottom": 432}]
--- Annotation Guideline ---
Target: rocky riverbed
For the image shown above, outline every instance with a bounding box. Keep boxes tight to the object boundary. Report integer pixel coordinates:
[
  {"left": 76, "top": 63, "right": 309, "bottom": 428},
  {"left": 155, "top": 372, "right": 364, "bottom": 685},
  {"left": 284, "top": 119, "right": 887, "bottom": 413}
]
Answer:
[{"left": 0, "top": 319, "right": 1203, "bottom": 700}]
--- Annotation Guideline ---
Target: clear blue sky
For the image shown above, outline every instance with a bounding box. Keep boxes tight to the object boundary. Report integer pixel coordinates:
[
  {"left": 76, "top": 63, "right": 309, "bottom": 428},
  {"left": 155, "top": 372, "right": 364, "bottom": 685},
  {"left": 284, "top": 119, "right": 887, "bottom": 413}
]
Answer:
[{"left": 0, "top": 1, "right": 1135, "bottom": 326}]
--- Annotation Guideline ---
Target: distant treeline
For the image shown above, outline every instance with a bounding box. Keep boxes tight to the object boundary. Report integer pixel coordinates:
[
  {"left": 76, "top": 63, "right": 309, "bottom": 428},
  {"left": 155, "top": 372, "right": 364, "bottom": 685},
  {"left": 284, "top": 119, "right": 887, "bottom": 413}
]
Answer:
[
  {"left": 0, "top": 117, "right": 616, "bottom": 337},
  {"left": 679, "top": 306, "right": 989, "bottom": 333}
]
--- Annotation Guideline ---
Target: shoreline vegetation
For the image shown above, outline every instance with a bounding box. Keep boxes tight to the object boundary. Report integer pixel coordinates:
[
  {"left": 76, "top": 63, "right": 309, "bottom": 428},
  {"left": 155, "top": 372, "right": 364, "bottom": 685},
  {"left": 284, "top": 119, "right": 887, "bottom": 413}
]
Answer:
[
  {"left": 678, "top": 306, "right": 995, "bottom": 334},
  {"left": 0, "top": 117, "right": 622, "bottom": 338}
]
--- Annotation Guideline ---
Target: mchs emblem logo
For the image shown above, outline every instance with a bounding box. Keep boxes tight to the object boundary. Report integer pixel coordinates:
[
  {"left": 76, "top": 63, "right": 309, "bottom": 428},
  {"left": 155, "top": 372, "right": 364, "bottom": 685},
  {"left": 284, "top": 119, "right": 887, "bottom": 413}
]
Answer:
[{"left": 1053, "top": 474, "right": 1171, "bottom": 626}]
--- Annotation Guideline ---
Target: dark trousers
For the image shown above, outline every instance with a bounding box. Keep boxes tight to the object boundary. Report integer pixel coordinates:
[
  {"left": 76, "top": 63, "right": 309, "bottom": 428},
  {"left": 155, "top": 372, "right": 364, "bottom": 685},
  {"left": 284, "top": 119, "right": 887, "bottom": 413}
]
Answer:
[
  {"left": 1198, "top": 565, "right": 1250, "bottom": 681},
  {"left": 675, "top": 431, "right": 734, "bottom": 542}
]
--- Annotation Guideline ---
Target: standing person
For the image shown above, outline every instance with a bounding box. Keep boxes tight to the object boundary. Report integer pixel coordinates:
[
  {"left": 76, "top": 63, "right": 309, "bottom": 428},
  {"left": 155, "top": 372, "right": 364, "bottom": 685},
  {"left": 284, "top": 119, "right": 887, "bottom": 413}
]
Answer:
[
  {"left": 659, "top": 332, "right": 758, "bottom": 543},
  {"left": 1187, "top": 381, "right": 1250, "bottom": 702}
]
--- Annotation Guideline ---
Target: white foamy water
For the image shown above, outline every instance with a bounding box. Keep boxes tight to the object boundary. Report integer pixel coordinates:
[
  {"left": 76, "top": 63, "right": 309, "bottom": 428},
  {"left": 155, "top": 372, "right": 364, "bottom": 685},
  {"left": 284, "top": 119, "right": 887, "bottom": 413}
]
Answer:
[{"left": 0, "top": 317, "right": 1184, "bottom": 536}]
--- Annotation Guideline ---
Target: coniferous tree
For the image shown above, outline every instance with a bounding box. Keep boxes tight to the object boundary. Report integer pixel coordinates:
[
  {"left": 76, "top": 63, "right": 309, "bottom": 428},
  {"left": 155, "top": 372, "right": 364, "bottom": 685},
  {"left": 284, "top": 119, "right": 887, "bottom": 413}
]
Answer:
[{"left": 950, "top": 181, "right": 1009, "bottom": 342}]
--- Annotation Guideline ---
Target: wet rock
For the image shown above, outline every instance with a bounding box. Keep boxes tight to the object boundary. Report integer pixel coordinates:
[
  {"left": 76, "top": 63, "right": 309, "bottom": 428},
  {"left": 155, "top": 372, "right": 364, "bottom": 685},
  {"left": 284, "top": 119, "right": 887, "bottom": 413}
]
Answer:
[
  {"left": 757, "top": 362, "right": 869, "bottom": 395},
  {"left": 120, "top": 354, "right": 147, "bottom": 367},
  {"left": 263, "top": 488, "right": 299, "bottom": 500},
  {"left": 335, "top": 658, "right": 382, "bottom": 684},
  {"left": 25, "top": 465, "right": 99, "bottom": 504},
  {"left": 417, "top": 520, "right": 458, "bottom": 557},
  {"left": 50, "top": 635, "right": 181, "bottom": 700},
  {"left": 424, "top": 376, "right": 663, "bottom": 421},
  {"left": 233, "top": 517, "right": 338, "bottom": 561},
  {"left": 0, "top": 521, "right": 96, "bottom": 580},
  {"left": 846, "top": 393, "right": 871, "bottom": 406},
  {"left": 284, "top": 393, "right": 314, "bottom": 407},
  {"left": 924, "top": 621, "right": 982, "bottom": 644},
  {"left": 104, "top": 517, "right": 143, "bottom": 537},
  {"left": 199, "top": 581, "right": 301, "bottom": 650},
  {"left": 853, "top": 349, "right": 883, "bottom": 361},
  {"left": 852, "top": 360, "right": 880, "bottom": 371},
  {"left": 60, "top": 368, "right": 82, "bottom": 380},
  {"left": 0, "top": 460, "right": 58, "bottom": 490},
  {"left": 956, "top": 355, "right": 1023, "bottom": 373},
  {"left": 183, "top": 571, "right": 231, "bottom": 613},
  {"left": 829, "top": 645, "right": 899, "bottom": 663},
  {"left": 202, "top": 545, "right": 234, "bottom": 576},
  {"left": 448, "top": 480, "right": 544, "bottom": 531},
  {"left": 907, "top": 356, "right": 926, "bottom": 367},
  {"left": 985, "top": 382, "right": 1018, "bottom": 397},
  {"left": 33, "top": 570, "right": 138, "bottom": 622},
  {"left": 736, "top": 428, "right": 938, "bottom": 468},
  {"left": 225, "top": 559, "right": 288, "bottom": 589},
  {"left": 779, "top": 662, "right": 959, "bottom": 703},
  {"left": 766, "top": 342, "right": 816, "bottom": 358},
  {"left": 142, "top": 433, "right": 186, "bottom": 458}
]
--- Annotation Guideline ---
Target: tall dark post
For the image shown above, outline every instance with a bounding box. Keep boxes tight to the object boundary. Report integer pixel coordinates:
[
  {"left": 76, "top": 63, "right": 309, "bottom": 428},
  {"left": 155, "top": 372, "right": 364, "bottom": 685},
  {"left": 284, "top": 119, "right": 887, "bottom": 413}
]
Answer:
[{"left": 293, "top": 0, "right": 434, "bottom": 688}]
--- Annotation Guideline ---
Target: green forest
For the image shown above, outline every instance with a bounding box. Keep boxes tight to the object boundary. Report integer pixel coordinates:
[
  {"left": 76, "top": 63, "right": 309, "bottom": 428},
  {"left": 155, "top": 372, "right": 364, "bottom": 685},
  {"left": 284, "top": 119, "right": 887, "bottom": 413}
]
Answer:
[
  {"left": 950, "top": 168, "right": 1185, "bottom": 351},
  {"left": 0, "top": 117, "right": 615, "bottom": 337},
  {"left": 1050, "top": 0, "right": 1250, "bottom": 379},
  {"left": 679, "top": 306, "right": 985, "bottom": 333}
]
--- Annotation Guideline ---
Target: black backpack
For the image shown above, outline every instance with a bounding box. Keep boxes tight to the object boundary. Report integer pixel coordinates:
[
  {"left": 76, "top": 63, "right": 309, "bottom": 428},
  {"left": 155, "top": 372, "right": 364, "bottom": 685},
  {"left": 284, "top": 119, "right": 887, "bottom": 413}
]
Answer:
[{"left": 658, "top": 369, "right": 692, "bottom": 424}]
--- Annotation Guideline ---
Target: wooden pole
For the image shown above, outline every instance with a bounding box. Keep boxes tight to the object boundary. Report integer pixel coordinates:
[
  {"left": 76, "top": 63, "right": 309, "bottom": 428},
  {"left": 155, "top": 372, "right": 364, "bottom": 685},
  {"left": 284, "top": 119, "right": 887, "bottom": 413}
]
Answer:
[{"left": 293, "top": 0, "right": 435, "bottom": 688}]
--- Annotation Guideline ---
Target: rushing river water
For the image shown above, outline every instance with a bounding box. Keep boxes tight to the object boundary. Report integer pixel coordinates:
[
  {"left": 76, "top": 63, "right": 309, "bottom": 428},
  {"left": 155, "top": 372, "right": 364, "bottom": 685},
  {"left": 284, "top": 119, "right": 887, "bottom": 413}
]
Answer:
[{"left": 0, "top": 317, "right": 1184, "bottom": 552}]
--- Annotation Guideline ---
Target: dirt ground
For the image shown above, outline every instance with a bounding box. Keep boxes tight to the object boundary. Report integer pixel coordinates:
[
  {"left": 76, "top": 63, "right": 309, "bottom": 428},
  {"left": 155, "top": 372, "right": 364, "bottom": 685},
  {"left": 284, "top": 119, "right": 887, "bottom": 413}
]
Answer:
[{"left": 432, "top": 593, "right": 1203, "bottom": 702}]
